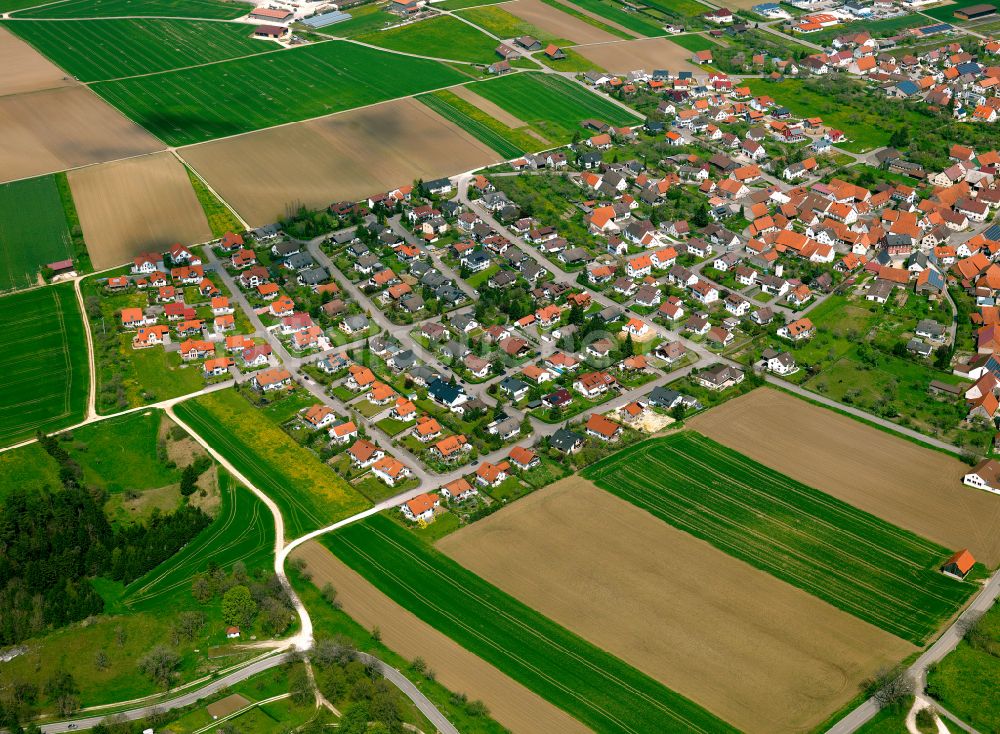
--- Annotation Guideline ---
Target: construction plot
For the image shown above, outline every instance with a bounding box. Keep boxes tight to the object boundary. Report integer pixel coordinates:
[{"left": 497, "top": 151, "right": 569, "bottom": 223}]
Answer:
[{"left": 68, "top": 151, "right": 211, "bottom": 269}]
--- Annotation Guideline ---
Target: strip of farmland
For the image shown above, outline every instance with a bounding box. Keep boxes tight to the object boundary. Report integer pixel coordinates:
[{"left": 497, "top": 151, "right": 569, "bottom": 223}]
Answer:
[
  {"left": 2, "top": 18, "right": 270, "bottom": 82},
  {"left": 324, "top": 514, "right": 740, "bottom": 734},
  {"left": 0, "top": 283, "right": 89, "bottom": 446},
  {"left": 582, "top": 432, "right": 977, "bottom": 644},
  {"left": 468, "top": 72, "right": 640, "bottom": 143},
  {"left": 416, "top": 91, "right": 528, "bottom": 159},
  {"left": 90, "top": 41, "right": 471, "bottom": 146},
  {"left": 174, "top": 389, "right": 369, "bottom": 538},
  {"left": 0, "top": 175, "right": 73, "bottom": 291},
  {"left": 14, "top": 0, "right": 253, "bottom": 19}
]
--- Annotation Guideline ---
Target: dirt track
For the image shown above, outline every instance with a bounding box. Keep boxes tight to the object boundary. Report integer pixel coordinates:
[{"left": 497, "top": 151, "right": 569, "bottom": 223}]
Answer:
[
  {"left": 575, "top": 37, "right": 703, "bottom": 74},
  {"left": 0, "top": 86, "right": 162, "bottom": 184},
  {"left": 68, "top": 151, "right": 212, "bottom": 269},
  {"left": 180, "top": 97, "right": 500, "bottom": 227},
  {"left": 501, "top": 0, "right": 621, "bottom": 44},
  {"left": 439, "top": 478, "right": 914, "bottom": 734},
  {"left": 291, "top": 541, "right": 592, "bottom": 734},
  {"left": 0, "top": 26, "right": 76, "bottom": 97},
  {"left": 689, "top": 388, "right": 1000, "bottom": 566}
]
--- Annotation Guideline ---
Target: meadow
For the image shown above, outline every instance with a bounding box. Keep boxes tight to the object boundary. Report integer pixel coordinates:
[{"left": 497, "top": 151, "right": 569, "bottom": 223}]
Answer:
[
  {"left": 468, "top": 72, "right": 640, "bottom": 143},
  {"left": 174, "top": 389, "right": 369, "bottom": 537},
  {"left": 418, "top": 91, "right": 529, "bottom": 159},
  {"left": 184, "top": 164, "right": 244, "bottom": 237},
  {"left": 582, "top": 432, "right": 977, "bottom": 644},
  {"left": 668, "top": 32, "right": 718, "bottom": 53},
  {"left": 324, "top": 514, "right": 738, "bottom": 734},
  {"left": 357, "top": 15, "right": 499, "bottom": 62},
  {"left": 456, "top": 5, "right": 572, "bottom": 44},
  {"left": 2, "top": 18, "right": 269, "bottom": 81},
  {"left": 124, "top": 470, "right": 274, "bottom": 610},
  {"left": 91, "top": 40, "right": 471, "bottom": 146},
  {"left": 15, "top": 0, "right": 253, "bottom": 19},
  {"left": 0, "top": 283, "right": 89, "bottom": 447},
  {"left": 0, "top": 174, "right": 73, "bottom": 291}
]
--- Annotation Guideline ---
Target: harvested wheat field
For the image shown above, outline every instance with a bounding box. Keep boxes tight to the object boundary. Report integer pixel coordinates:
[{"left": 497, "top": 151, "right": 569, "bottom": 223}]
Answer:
[
  {"left": 181, "top": 97, "right": 500, "bottom": 226},
  {"left": 68, "top": 151, "right": 212, "bottom": 269},
  {"left": 0, "top": 86, "right": 162, "bottom": 184},
  {"left": 439, "top": 478, "right": 914, "bottom": 734},
  {"left": 690, "top": 388, "right": 1000, "bottom": 566},
  {"left": 291, "top": 541, "right": 590, "bottom": 734},
  {"left": 575, "top": 37, "right": 703, "bottom": 74},
  {"left": 501, "top": 0, "right": 621, "bottom": 43},
  {"left": 0, "top": 26, "right": 76, "bottom": 97}
]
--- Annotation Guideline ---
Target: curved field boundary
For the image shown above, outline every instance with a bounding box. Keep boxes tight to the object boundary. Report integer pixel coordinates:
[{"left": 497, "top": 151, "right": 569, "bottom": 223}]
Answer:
[
  {"left": 0, "top": 283, "right": 88, "bottom": 446},
  {"left": 14, "top": 0, "right": 253, "bottom": 19},
  {"left": 324, "top": 514, "right": 738, "bottom": 734},
  {"left": 582, "top": 432, "right": 977, "bottom": 644},
  {"left": 174, "top": 390, "right": 369, "bottom": 538},
  {"left": 124, "top": 470, "right": 274, "bottom": 609},
  {"left": 416, "top": 91, "right": 526, "bottom": 159}
]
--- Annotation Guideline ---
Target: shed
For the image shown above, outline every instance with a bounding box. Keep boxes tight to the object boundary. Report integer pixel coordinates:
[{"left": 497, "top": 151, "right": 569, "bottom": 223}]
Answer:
[{"left": 941, "top": 549, "right": 975, "bottom": 579}]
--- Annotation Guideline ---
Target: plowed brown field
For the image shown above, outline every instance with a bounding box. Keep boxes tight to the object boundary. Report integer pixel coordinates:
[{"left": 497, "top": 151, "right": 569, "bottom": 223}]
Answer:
[
  {"left": 0, "top": 86, "right": 162, "bottom": 183},
  {"left": 68, "top": 151, "right": 212, "bottom": 269},
  {"left": 291, "top": 541, "right": 591, "bottom": 734},
  {"left": 575, "top": 37, "right": 703, "bottom": 74},
  {"left": 0, "top": 26, "right": 76, "bottom": 97},
  {"left": 502, "top": 0, "right": 621, "bottom": 43},
  {"left": 180, "top": 97, "right": 500, "bottom": 227},
  {"left": 689, "top": 387, "right": 1000, "bottom": 565},
  {"left": 439, "top": 478, "right": 915, "bottom": 734}
]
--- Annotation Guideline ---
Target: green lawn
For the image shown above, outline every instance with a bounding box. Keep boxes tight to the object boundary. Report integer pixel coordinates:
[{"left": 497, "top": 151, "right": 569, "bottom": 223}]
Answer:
[
  {"left": 0, "top": 284, "right": 89, "bottom": 447},
  {"left": 469, "top": 72, "right": 640, "bottom": 143},
  {"left": 124, "top": 471, "right": 274, "bottom": 610},
  {"left": 0, "top": 175, "right": 74, "bottom": 291},
  {"left": 744, "top": 78, "right": 928, "bottom": 153},
  {"left": 14, "top": 0, "right": 253, "bottom": 18},
  {"left": 324, "top": 514, "right": 739, "bottom": 734},
  {"left": 926, "top": 600, "right": 1000, "bottom": 731},
  {"left": 0, "top": 442, "right": 60, "bottom": 503},
  {"left": 174, "top": 389, "right": 369, "bottom": 537},
  {"left": 357, "top": 15, "right": 498, "bottom": 62},
  {"left": 457, "top": 5, "right": 572, "bottom": 44},
  {"left": 417, "top": 91, "right": 528, "bottom": 159},
  {"left": 2, "top": 18, "right": 269, "bottom": 81},
  {"left": 91, "top": 40, "right": 471, "bottom": 146},
  {"left": 558, "top": 0, "right": 666, "bottom": 35},
  {"left": 582, "top": 432, "right": 978, "bottom": 644}
]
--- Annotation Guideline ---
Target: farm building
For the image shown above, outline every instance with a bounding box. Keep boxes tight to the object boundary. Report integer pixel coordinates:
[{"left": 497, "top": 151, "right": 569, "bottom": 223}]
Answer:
[
  {"left": 253, "top": 24, "right": 287, "bottom": 39},
  {"left": 955, "top": 3, "right": 996, "bottom": 19},
  {"left": 963, "top": 458, "right": 1000, "bottom": 494},
  {"left": 940, "top": 549, "right": 976, "bottom": 579},
  {"left": 249, "top": 6, "right": 293, "bottom": 22}
]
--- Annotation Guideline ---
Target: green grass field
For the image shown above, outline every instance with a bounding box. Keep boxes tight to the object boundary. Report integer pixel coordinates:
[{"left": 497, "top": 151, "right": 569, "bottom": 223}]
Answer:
[
  {"left": 325, "top": 514, "right": 738, "bottom": 734},
  {"left": 15, "top": 0, "right": 253, "bottom": 18},
  {"left": 922, "top": 0, "right": 1000, "bottom": 21},
  {"left": 582, "top": 432, "right": 977, "bottom": 644},
  {"left": 435, "top": 0, "right": 507, "bottom": 8},
  {"left": 468, "top": 72, "right": 640, "bottom": 143},
  {"left": 558, "top": 0, "right": 665, "bottom": 35},
  {"left": 417, "top": 91, "right": 528, "bottom": 159},
  {"left": 357, "top": 15, "right": 498, "bottom": 62},
  {"left": 69, "top": 410, "right": 180, "bottom": 493},
  {"left": 185, "top": 165, "right": 243, "bottom": 237},
  {"left": 641, "top": 0, "right": 709, "bottom": 16},
  {"left": 2, "top": 18, "right": 269, "bottom": 81},
  {"left": 174, "top": 389, "right": 369, "bottom": 537},
  {"left": 91, "top": 40, "right": 471, "bottom": 146},
  {"left": 124, "top": 471, "right": 274, "bottom": 610},
  {"left": 0, "top": 175, "right": 73, "bottom": 292},
  {"left": 668, "top": 32, "right": 717, "bottom": 53},
  {"left": 0, "top": 284, "right": 89, "bottom": 447},
  {"left": 0, "top": 441, "right": 60, "bottom": 502}
]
